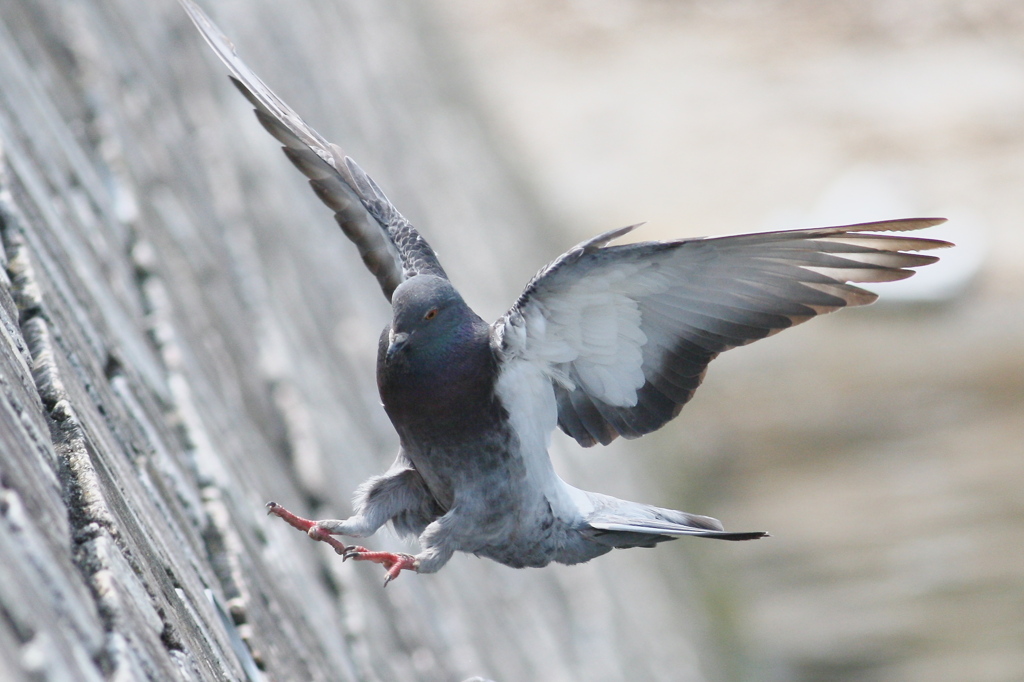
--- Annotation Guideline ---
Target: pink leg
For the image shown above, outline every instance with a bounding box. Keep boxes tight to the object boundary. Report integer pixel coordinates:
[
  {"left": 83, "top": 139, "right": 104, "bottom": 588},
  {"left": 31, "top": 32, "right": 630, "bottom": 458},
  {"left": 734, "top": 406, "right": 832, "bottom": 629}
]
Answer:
[
  {"left": 342, "top": 547, "right": 420, "bottom": 586},
  {"left": 265, "top": 501, "right": 349, "bottom": 555},
  {"left": 266, "top": 502, "right": 419, "bottom": 585}
]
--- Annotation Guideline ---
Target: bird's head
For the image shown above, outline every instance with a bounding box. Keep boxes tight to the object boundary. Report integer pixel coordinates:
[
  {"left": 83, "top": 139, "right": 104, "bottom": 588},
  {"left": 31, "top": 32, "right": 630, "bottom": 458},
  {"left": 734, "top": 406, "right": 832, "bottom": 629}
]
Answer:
[{"left": 386, "top": 275, "right": 478, "bottom": 366}]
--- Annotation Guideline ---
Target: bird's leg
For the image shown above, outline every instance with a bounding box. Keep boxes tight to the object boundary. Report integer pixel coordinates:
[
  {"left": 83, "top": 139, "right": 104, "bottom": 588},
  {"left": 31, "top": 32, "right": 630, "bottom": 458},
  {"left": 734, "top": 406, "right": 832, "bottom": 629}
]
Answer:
[
  {"left": 330, "top": 505, "right": 461, "bottom": 586},
  {"left": 341, "top": 547, "right": 420, "bottom": 586},
  {"left": 266, "top": 501, "right": 350, "bottom": 555},
  {"left": 267, "top": 502, "right": 417, "bottom": 584},
  {"left": 266, "top": 465, "right": 437, "bottom": 584}
]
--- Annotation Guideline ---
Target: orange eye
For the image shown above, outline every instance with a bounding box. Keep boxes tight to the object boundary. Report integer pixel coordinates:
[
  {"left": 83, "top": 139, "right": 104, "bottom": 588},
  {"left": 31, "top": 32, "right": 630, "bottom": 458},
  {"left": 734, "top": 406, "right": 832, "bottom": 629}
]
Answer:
[{"left": 424, "top": 308, "right": 438, "bottom": 320}]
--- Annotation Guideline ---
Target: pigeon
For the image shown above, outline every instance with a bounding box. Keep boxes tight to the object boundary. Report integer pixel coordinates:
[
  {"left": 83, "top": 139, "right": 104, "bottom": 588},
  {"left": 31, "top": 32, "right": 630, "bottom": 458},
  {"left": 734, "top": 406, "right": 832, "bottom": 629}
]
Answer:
[{"left": 180, "top": 0, "right": 951, "bottom": 585}]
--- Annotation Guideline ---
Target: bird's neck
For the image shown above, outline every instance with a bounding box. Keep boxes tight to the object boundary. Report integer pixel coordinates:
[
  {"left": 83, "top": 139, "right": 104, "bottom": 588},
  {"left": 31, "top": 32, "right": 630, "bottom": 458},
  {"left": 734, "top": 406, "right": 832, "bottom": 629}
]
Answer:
[{"left": 378, "top": 320, "right": 500, "bottom": 435}]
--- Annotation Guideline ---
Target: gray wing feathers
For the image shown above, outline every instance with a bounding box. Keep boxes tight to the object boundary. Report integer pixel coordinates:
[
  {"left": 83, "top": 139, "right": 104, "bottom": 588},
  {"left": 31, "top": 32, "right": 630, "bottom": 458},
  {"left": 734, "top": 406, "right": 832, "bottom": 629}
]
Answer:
[
  {"left": 501, "top": 218, "right": 951, "bottom": 447},
  {"left": 180, "top": 0, "right": 445, "bottom": 300},
  {"left": 252, "top": 106, "right": 405, "bottom": 295}
]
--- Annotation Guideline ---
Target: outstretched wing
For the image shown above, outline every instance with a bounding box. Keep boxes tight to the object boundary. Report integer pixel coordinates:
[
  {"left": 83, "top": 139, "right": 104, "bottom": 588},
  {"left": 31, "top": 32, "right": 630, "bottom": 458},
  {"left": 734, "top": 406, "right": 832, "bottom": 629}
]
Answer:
[
  {"left": 179, "top": 0, "right": 445, "bottom": 301},
  {"left": 495, "top": 218, "right": 951, "bottom": 447}
]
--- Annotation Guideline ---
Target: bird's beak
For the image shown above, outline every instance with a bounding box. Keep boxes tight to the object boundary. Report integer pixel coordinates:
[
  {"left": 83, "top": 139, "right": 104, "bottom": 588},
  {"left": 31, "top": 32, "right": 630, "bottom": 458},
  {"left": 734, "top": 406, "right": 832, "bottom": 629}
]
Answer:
[{"left": 387, "top": 330, "right": 409, "bottom": 362}]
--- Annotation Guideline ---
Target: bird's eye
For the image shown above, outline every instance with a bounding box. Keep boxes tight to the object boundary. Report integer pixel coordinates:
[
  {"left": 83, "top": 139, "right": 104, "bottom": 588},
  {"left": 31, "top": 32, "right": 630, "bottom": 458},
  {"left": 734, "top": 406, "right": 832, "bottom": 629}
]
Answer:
[{"left": 424, "top": 308, "right": 438, "bottom": 320}]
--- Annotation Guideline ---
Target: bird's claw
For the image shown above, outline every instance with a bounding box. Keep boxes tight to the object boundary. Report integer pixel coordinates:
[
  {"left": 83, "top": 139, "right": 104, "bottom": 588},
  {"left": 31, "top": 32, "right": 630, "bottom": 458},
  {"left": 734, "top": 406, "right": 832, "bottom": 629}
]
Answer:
[
  {"left": 265, "top": 502, "right": 418, "bottom": 583},
  {"left": 341, "top": 548, "right": 419, "bottom": 586},
  {"left": 341, "top": 545, "right": 369, "bottom": 561}
]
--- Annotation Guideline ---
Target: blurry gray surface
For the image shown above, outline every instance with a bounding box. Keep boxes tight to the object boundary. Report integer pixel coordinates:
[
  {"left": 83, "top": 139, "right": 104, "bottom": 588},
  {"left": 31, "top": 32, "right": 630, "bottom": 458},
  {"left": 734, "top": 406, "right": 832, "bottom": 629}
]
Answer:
[
  {"left": 0, "top": 0, "right": 734, "bottom": 680},
  {"left": 432, "top": 1, "right": 1024, "bottom": 681}
]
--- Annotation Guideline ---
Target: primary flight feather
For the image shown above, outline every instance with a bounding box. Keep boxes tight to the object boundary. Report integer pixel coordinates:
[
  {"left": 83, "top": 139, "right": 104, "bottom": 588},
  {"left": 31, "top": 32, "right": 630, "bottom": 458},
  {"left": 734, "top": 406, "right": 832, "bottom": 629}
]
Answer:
[{"left": 180, "top": 0, "right": 951, "bottom": 584}]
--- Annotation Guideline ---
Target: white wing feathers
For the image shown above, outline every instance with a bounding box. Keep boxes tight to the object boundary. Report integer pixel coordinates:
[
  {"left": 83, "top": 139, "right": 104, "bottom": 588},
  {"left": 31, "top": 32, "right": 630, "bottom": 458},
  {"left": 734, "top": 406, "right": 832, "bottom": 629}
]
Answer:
[
  {"left": 520, "top": 266, "right": 649, "bottom": 407},
  {"left": 495, "top": 218, "right": 951, "bottom": 447}
]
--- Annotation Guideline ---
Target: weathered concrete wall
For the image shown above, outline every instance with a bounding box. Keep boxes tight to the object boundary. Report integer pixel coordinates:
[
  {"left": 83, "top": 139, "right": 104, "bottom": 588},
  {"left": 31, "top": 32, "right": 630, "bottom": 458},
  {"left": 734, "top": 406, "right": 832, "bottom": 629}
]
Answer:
[{"left": 0, "top": 1, "right": 722, "bottom": 680}]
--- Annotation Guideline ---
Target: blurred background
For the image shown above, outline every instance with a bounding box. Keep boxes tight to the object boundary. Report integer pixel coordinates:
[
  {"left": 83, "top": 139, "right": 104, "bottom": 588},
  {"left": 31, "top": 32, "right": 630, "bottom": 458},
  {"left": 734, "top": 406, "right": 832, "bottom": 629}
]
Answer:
[{"left": 427, "top": 1, "right": 1022, "bottom": 680}]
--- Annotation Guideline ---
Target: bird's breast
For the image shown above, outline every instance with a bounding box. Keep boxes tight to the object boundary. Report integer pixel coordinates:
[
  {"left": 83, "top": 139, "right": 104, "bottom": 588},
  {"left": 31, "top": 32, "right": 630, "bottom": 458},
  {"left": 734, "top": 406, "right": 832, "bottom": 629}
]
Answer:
[{"left": 377, "top": 327, "right": 508, "bottom": 453}]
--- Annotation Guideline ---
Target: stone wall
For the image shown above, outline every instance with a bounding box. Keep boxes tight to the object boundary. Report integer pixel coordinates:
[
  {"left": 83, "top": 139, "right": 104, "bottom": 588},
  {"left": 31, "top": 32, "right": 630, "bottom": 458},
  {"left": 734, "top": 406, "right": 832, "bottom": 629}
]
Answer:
[{"left": 0, "top": 1, "right": 722, "bottom": 680}]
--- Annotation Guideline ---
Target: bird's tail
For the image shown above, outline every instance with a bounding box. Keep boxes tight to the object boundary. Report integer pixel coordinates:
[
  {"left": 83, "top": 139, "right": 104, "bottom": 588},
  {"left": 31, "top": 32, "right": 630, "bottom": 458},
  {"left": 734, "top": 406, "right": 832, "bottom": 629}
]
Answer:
[
  {"left": 585, "top": 499, "right": 767, "bottom": 545},
  {"left": 588, "top": 518, "right": 768, "bottom": 541}
]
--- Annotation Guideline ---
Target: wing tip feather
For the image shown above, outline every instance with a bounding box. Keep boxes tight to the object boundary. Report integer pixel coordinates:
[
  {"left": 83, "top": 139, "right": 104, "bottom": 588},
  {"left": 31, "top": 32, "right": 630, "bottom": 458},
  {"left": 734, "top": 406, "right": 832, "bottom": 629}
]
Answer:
[{"left": 842, "top": 217, "right": 947, "bottom": 233}]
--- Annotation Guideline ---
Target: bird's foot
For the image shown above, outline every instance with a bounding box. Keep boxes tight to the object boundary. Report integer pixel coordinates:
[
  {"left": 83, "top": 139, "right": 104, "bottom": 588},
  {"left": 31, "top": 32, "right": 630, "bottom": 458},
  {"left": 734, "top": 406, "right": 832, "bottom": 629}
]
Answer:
[
  {"left": 265, "top": 501, "right": 349, "bottom": 555},
  {"left": 266, "top": 502, "right": 418, "bottom": 584},
  {"left": 342, "top": 546, "right": 419, "bottom": 586}
]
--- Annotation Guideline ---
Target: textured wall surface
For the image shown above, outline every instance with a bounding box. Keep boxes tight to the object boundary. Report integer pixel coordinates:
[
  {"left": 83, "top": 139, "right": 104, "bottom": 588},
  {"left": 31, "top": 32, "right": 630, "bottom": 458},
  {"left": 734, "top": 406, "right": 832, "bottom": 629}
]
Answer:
[{"left": 0, "top": 1, "right": 726, "bottom": 680}]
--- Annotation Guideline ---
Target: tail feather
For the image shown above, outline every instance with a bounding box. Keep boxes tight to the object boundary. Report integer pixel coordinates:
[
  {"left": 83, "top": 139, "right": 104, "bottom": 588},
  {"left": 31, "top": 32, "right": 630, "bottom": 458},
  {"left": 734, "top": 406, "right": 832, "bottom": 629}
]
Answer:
[
  {"left": 588, "top": 519, "right": 767, "bottom": 541},
  {"left": 584, "top": 498, "right": 767, "bottom": 545}
]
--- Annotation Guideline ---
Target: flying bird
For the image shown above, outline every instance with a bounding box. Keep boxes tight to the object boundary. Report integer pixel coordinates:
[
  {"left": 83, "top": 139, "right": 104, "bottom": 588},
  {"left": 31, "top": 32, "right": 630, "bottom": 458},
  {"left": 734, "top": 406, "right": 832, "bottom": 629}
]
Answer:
[{"left": 180, "top": 0, "right": 951, "bottom": 585}]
